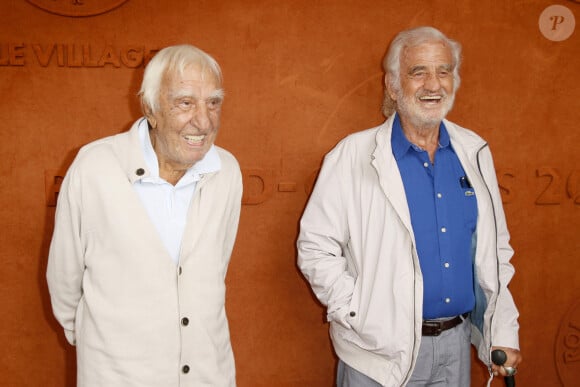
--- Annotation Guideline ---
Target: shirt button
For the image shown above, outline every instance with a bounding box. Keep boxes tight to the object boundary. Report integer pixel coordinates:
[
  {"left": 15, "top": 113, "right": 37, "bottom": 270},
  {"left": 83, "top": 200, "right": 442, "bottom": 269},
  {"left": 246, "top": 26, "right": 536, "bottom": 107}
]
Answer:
[
  {"left": 437, "top": 193, "right": 442, "bottom": 198},
  {"left": 179, "top": 267, "right": 183, "bottom": 275},
  {"left": 444, "top": 262, "right": 450, "bottom": 268},
  {"left": 182, "top": 365, "right": 190, "bottom": 373},
  {"left": 445, "top": 298, "right": 451, "bottom": 303},
  {"left": 441, "top": 227, "right": 447, "bottom": 233},
  {"left": 423, "top": 162, "right": 429, "bottom": 168},
  {"left": 181, "top": 317, "right": 189, "bottom": 326}
]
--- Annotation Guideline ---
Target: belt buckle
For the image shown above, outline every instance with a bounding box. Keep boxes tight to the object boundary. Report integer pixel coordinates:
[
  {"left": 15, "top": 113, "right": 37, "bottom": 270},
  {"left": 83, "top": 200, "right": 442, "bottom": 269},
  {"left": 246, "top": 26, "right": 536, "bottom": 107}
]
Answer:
[{"left": 423, "top": 321, "right": 443, "bottom": 336}]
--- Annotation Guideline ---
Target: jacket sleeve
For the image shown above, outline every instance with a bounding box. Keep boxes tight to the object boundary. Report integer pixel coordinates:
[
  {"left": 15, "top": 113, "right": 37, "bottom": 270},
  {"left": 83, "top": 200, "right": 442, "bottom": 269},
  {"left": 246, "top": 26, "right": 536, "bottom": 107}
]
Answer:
[
  {"left": 297, "top": 147, "right": 355, "bottom": 328},
  {"left": 46, "top": 165, "right": 85, "bottom": 346},
  {"left": 480, "top": 146, "right": 520, "bottom": 350}
]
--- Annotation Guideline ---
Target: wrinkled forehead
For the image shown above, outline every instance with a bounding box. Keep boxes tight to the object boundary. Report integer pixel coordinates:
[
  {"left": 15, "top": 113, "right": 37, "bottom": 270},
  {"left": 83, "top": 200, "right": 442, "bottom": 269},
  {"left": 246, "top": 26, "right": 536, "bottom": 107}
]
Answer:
[
  {"left": 401, "top": 40, "right": 454, "bottom": 67},
  {"left": 162, "top": 64, "right": 222, "bottom": 90}
]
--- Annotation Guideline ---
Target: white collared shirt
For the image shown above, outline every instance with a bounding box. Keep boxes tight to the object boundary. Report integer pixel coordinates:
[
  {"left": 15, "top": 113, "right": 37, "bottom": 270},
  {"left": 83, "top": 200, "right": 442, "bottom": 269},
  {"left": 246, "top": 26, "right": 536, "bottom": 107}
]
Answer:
[{"left": 133, "top": 119, "right": 221, "bottom": 264}]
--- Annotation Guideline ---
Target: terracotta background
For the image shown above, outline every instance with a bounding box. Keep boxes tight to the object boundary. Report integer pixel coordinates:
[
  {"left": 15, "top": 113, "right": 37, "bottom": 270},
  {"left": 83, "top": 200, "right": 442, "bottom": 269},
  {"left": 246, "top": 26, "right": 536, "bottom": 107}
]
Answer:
[{"left": 1, "top": 0, "right": 579, "bottom": 386}]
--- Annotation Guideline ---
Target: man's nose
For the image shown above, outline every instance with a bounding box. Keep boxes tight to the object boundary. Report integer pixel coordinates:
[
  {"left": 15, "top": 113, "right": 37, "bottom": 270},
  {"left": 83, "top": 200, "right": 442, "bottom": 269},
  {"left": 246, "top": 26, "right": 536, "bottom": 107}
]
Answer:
[
  {"left": 423, "top": 72, "right": 441, "bottom": 91},
  {"left": 191, "top": 105, "right": 211, "bottom": 131}
]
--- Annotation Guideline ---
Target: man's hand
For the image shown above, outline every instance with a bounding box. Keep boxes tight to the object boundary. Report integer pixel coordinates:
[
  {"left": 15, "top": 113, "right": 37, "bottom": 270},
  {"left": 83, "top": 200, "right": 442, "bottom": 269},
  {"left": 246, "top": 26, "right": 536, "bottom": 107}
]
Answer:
[{"left": 491, "top": 346, "right": 522, "bottom": 376}]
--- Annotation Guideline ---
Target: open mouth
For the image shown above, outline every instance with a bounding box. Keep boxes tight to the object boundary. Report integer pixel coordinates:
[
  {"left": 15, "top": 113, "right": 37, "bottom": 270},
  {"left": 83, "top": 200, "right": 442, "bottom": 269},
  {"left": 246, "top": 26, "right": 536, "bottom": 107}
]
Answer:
[
  {"left": 184, "top": 134, "right": 205, "bottom": 145},
  {"left": 418, "top": 95, "right": 443, "bottom": 103}
]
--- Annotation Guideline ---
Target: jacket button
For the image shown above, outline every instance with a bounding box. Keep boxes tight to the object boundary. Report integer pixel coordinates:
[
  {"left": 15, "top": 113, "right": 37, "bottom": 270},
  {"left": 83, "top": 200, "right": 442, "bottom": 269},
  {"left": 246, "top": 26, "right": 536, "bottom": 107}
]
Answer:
[
  {"left": 135, "top": 168, "right": 145, "bottom": 176},
  {"left": 182, "top": 365, "right": 190, "bottom": 373},
  {"left": 179, "top": 266, "right": 182, "bottom": 275},
  {"left": 349, "top": 311, "right": 356, "bottom": 317},
  {"left": 181, "top": 317, "right": 189, "bottom": 326}
]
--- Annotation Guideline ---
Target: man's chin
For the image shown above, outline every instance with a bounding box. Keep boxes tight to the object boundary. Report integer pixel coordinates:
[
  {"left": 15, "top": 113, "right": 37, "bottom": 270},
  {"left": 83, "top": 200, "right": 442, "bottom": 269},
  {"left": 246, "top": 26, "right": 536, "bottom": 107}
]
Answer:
[
  {"left": 418, "top": 105, "right": 453, "bottom": 125},
  {"left": 398, "top": 99, "right": 453, "bottom": 128}
]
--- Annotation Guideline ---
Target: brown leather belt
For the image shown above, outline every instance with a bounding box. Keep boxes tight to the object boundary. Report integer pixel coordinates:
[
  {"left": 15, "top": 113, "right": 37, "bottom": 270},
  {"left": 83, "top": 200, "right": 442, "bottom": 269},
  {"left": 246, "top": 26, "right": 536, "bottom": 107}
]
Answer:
[{"left": 422, "top": 313, "right": 468, "bottom": 336}]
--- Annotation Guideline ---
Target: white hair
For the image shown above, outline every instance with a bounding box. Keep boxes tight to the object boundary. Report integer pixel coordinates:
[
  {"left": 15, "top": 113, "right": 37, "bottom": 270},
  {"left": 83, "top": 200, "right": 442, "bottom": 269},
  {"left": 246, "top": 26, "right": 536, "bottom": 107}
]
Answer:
[{"left": 139, "top": 44, "right": 222, "bottom": 114}]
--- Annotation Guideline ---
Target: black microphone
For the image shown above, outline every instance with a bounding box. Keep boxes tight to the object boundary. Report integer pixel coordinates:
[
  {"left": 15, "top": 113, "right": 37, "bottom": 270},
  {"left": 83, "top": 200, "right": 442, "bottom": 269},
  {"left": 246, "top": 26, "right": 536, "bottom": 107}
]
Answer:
[{"left": 491, "top": 349, "right": 515, "bottom": 387}]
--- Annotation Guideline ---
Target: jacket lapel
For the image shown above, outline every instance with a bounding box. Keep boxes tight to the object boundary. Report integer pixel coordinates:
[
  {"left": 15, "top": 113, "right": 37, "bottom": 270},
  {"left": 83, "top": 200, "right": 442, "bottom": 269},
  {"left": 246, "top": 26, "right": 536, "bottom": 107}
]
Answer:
[{"left": 372, "top": 119, "right": 415, "bottom": 239}]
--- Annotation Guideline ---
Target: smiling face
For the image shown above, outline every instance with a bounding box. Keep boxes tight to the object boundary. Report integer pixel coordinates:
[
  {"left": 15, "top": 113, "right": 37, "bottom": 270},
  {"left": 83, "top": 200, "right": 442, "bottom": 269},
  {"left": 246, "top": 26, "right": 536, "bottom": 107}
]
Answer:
[
  {"left": 145, "top": 65, "right": 223, "bottom": 183},
  {"left": 389, "top": 40, "right": 456, "bottom": 130}
]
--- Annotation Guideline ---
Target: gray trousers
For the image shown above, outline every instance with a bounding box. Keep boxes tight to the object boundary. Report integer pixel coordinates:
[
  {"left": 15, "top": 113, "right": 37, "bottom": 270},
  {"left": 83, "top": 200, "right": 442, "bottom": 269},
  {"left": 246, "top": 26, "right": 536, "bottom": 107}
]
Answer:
[{"left": 336, "top": 318, "right": 471, "bottom": 386}]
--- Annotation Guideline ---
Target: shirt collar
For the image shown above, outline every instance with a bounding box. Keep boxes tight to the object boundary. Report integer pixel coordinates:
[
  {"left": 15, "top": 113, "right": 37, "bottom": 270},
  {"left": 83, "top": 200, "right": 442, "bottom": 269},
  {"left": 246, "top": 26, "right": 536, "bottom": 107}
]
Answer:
[
  {"left": 391, "top": 113, "right": 450, "bottom": 160},
  {"left": 137, "top": 119, "right": 221, "bottom": 184}
]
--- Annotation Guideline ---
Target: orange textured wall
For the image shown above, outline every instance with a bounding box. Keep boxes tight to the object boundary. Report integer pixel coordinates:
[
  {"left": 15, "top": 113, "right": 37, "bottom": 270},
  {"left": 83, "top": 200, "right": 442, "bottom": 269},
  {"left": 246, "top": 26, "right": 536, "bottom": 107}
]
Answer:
[{"left": 1, "top": 1, "right": 579, "bottom": 386}]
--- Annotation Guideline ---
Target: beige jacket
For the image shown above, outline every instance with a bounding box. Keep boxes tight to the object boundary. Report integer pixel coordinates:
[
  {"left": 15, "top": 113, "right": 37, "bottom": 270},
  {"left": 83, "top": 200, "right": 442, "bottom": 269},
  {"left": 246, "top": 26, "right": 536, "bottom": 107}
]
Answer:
[
  {"left": 297, "top": 115, "right": 519, "bottom": 386},
  {"left": 47, "top": 119, "right": 242, "bottom": 386}
]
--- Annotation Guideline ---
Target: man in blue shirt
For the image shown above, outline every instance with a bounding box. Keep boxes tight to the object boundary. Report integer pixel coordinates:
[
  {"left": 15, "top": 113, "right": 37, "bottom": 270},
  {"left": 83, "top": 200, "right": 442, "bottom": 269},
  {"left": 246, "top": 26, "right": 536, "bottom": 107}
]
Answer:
[{"left": 298, "top": 26, "right": 522, "bottom": 386}]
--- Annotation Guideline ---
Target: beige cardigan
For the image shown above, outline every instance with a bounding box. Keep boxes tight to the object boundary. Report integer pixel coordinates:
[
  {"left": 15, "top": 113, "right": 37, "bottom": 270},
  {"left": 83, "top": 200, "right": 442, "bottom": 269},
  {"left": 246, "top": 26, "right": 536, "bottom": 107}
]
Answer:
[{"left": 47, "top": 119, "right": 242, "bottom": 386}]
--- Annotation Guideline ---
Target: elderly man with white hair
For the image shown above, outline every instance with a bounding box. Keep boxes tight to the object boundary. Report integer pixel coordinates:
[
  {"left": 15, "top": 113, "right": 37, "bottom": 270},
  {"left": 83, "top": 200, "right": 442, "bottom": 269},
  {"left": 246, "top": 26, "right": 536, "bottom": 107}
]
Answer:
[
  {"left": 47, "top": 45, "right": 242, "bottom": 386},
  {"left": 298, "top": 26, "right": 522, "bottom": 386}
]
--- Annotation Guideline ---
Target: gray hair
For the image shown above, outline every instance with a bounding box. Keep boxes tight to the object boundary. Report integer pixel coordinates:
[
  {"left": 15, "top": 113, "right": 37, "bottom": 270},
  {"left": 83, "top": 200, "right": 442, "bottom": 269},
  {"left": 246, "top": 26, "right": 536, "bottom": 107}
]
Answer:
[
  {"left": 139, "top": 44, "right": 222, "bottom": 114},
  {"left": 382, "top": 26, "right": 462, "bottom": 117}
]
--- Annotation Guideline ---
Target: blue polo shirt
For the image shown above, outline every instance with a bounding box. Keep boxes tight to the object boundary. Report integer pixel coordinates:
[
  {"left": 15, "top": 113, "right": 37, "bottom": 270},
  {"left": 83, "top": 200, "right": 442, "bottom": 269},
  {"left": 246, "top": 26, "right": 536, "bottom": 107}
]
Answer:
[{"left": 391, "top": 114, "right": 477, "bottom": 319}]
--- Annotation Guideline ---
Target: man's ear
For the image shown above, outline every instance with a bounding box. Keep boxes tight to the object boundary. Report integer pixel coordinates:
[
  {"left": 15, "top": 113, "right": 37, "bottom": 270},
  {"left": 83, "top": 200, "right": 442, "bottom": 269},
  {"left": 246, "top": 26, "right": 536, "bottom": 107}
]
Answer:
[
  {"left": 384, "top": 74, "right": 397, "bottom": 101},
  {"left": 141, "top": 101, "right": 157, "bottom": 129}
]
